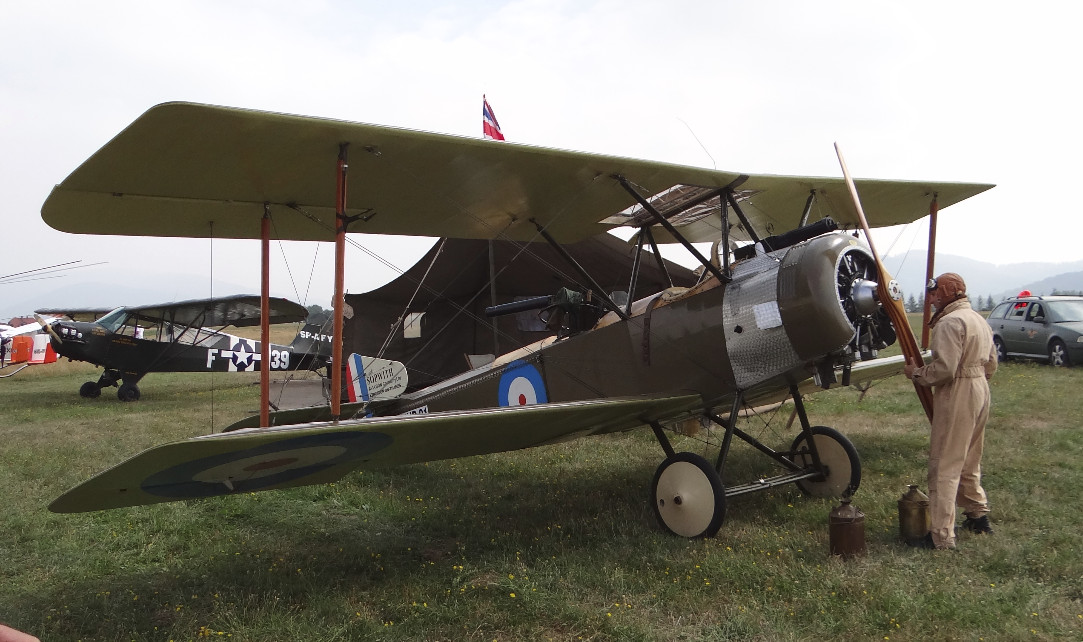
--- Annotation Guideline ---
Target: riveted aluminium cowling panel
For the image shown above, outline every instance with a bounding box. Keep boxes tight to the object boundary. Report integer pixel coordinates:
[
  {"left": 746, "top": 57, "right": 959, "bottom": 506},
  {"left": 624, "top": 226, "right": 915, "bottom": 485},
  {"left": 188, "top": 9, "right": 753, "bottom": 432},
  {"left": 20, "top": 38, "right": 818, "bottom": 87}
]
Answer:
[
  {"left": 722, "top": 252, "right": 802, "bottom": 389},
  {"left": 777, "top": 233, "right": 868, "bottom": 360}
]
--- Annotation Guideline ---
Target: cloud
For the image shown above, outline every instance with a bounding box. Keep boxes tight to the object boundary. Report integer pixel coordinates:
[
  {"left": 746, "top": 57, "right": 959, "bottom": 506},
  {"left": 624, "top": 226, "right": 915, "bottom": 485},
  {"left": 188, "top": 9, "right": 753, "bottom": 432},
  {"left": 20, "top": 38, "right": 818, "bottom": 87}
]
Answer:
[{"left": 3, "top": 0, "right": 1082, "bottom": 318}]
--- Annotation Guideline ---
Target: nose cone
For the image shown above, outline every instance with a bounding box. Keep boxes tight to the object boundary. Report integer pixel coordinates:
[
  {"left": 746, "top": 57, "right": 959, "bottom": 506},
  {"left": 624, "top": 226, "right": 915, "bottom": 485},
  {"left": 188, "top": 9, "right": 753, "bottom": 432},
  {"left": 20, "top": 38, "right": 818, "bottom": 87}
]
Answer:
[{"left": 849, "top": 278, "right": 880, "bottom": 317}]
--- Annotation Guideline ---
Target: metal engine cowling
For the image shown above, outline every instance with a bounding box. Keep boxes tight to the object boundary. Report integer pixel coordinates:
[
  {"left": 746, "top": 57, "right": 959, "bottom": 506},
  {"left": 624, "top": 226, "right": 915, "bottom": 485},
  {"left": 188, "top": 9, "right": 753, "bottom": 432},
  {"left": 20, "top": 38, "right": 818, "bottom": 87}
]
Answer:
[
  {"left": 778, "top": 232, "right": 891, "bottom": 362},
  {"left": 721, "top": 232, "right": 892, "bottom": 390}
]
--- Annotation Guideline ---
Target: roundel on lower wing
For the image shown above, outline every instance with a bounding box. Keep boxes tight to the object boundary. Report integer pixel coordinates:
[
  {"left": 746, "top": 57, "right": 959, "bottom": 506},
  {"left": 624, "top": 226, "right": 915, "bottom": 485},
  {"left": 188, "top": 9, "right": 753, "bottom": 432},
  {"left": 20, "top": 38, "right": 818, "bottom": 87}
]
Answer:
[
  {"left": 498, "top": 359, "right": 547, "bottom": 407},
  {"left": 141, "top": 431, "right": 393, "bottom": 498}
]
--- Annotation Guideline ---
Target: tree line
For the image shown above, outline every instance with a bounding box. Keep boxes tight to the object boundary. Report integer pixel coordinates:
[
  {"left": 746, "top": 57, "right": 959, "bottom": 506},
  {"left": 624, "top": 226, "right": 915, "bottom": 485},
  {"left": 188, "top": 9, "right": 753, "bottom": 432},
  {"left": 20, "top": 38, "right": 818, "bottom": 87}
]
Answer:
[{"left": 903, "top": 289, "right": 1083, "bottom": 313}]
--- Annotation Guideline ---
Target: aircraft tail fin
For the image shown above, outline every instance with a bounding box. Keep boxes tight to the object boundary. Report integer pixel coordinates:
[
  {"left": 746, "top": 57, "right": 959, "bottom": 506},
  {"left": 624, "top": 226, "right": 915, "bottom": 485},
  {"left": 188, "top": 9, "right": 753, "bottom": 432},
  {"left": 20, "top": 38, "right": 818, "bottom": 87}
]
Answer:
[
  {"left": 345, "top": 353, "right": 409, "bottom": 403},
  {"left": 288, "top": 315, "right": 334, "bottom": 359}
]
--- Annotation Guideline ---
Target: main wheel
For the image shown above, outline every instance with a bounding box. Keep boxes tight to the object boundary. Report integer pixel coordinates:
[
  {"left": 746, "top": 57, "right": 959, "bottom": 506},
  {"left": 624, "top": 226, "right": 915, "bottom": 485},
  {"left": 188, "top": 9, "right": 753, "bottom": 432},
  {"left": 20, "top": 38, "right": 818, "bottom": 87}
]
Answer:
[
  {"left": 79, "top": 381, "right": 101, "bottom": 398},
  {"left": 791, "top": 426, "right": 861, "bottom": 498},
  {"left": 1049, "top": 339, "right": 1070, "bottom": 367},
  {"left": 651, "top": 452, "right": 726, "bottom": 538},
  {"left": 117, "top": 383, "right": 141, "bottom": 402},
  {"left": 993, "top": 336, "right": 1007, "bottom": 362}
]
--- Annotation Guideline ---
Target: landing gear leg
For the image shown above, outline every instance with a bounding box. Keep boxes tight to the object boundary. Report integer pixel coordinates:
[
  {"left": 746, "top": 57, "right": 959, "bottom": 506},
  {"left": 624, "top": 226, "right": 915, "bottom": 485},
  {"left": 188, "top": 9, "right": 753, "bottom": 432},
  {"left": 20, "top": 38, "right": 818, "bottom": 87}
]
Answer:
[
  {"left": 79, "top": 369, "right": 120, "bottom": 398},
  {"left": 648, "top": 420, "right": 726, "bottom": 538},
  {"left": 651, "top": 452, "right": 726, "bottom": 538},
  {"left": 788, "top": 385, "right": 861, "bottom": 497}
]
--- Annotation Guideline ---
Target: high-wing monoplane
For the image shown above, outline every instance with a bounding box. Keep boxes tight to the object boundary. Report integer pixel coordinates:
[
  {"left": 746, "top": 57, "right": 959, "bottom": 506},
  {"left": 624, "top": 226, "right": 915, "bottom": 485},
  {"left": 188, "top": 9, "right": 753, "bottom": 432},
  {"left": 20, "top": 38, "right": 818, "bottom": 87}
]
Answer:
[
  {"left": 41, "top": 103, "right": 992, "bottom": 538},
  {"left": 36, "top": 294, "right": 332, "bottom": 401}
]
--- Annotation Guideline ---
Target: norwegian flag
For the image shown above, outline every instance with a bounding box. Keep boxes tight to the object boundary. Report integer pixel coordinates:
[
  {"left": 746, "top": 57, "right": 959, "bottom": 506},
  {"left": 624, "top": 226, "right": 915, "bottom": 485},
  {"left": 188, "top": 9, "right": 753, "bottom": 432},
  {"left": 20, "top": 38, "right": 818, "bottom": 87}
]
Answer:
[{"left": 482, "top": 95, "right": 505, "bottom": 141}]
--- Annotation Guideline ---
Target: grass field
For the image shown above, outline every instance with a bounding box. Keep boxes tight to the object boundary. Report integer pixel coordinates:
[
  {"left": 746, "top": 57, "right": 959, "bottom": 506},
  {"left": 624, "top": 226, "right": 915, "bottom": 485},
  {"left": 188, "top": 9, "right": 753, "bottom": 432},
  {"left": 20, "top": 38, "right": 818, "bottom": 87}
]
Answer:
[{"left": 2, "top": 340, "right": 1082, "bottom": 640}]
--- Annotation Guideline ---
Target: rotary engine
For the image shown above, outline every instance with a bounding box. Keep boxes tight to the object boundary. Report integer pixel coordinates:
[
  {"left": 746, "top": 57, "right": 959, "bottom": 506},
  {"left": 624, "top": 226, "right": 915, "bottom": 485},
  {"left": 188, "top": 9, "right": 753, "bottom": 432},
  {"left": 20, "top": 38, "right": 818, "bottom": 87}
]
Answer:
[{"left": 721, "top": 231, "right": 898, "bottom": 391}]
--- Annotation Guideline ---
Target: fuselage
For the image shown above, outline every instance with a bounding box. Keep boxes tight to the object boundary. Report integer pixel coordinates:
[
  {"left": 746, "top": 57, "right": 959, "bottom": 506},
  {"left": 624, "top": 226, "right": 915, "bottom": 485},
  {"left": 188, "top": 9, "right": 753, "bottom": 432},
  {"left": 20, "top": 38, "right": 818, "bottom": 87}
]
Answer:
[
  {"left": 383, "top": 232, "right": 875, "bottom": 417},
  {"left": 48, "top": 308, "right": 327, "bottom": 378}
]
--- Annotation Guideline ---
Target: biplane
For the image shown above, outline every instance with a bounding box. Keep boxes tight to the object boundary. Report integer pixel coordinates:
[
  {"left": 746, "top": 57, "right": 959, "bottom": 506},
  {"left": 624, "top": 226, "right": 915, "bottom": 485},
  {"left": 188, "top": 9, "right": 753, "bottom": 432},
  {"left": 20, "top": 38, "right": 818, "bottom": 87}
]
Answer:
[
  {"left": 40, "top": 102, "right": 992, "bottom": 538},
  {"left": 35, "top": 294, "right": 332, "bottom": 401}
]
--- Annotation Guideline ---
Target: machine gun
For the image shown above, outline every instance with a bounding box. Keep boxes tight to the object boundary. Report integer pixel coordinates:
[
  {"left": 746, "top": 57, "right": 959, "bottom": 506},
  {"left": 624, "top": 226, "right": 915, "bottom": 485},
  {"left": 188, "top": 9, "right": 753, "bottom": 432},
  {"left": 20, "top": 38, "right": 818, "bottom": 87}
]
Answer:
[{"left": 485, "top": 287, "right": 604, "bottom": 338}]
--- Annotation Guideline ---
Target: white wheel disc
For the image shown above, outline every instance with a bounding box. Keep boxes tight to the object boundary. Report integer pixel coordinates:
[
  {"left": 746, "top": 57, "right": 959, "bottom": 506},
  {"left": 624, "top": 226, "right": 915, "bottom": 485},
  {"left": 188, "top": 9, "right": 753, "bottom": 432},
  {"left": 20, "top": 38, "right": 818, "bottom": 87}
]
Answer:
[
  {"left": 793, "top": 427, "right": 861, "bottom": 498},
  {"left": 655, "top": 459, "right": 720, "bottom": 538}
]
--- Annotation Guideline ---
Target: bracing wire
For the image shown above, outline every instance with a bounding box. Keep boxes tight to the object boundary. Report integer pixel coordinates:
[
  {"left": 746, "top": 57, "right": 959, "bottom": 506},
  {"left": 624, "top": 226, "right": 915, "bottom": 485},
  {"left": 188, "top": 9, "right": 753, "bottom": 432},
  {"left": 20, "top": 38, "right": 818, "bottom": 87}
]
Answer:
[
  {"left": 208, "top": 221, "right": 215, "bottom": 432},
  {"left": 304, "top": 243, "right": 321, "bottom": 308},
  {"left": 276, "top": 156, "right": 726, "bottom": 402},
  {"left": 376, "top": 237, "right": 448, "bottom": 359}
]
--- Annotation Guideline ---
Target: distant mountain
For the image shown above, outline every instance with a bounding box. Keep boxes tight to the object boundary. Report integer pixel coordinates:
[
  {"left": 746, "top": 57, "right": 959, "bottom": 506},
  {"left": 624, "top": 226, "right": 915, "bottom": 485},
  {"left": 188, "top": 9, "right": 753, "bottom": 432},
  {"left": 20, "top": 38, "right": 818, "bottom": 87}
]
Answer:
[
  {"left": 6, "top": 253, "right": 1081, "bottom": 322},
  {"left": 883, "top": 252, "right": 1083, "bottom": 303}
]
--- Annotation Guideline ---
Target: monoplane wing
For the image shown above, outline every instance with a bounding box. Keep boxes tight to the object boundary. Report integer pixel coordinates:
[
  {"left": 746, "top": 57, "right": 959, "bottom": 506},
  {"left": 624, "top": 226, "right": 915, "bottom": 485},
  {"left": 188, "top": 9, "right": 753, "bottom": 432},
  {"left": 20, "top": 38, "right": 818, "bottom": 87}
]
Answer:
[
  {"left": 34, "top": 307, "right": 114, "bottom": 323},
  {"left": 37, "top": 294, "right": 307, "bottom": 328},
  {"left": 1, "top": 320, "right": 53, "bottom": 339},
  {"left": 42, "top": 102, "right": 993, "bottom": 244},
  {"left": 50, "top": 394, "right": 701, "bottom": 513}
]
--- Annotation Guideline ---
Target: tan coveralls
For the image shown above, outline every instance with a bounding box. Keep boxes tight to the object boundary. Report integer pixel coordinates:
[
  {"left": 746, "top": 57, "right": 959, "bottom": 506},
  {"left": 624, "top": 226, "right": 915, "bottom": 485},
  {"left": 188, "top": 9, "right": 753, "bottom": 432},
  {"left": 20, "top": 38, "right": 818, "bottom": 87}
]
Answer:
[{"left": 909, "top": 297, "right": 997, "bottom": 548}]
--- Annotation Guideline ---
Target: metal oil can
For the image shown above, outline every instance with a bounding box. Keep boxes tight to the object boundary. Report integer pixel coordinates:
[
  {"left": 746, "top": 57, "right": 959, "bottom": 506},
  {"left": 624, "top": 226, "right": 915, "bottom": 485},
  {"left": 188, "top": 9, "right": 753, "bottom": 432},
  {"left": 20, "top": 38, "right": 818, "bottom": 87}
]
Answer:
[
  {"left": 828, "top": 497, "right": 866, "bottom": 558},
  {"left": 898, "top": 484, "right": 931, "bottom": 545}
]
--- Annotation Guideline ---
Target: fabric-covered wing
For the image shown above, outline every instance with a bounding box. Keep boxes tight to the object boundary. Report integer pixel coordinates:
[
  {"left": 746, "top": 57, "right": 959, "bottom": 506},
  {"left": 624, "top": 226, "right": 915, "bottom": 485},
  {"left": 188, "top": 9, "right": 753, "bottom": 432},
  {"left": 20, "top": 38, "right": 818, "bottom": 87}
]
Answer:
[
  {"left": 124, "top": 294, "right": 308, "bottom": 328},
  {"left": 42, "top": 102, "right": 993, "bottom": 244},
  {"left": 50, "top": 394, "right": 700, "bottom": 513},
  {"left": 35, "top": 307, "right": 115, "bottom": 323},
  {"left": 40, "top": 295, "right": 306, "bottom": 328},
  {"left": 740, "top": 353, "right": 919, "bottom": 409}
]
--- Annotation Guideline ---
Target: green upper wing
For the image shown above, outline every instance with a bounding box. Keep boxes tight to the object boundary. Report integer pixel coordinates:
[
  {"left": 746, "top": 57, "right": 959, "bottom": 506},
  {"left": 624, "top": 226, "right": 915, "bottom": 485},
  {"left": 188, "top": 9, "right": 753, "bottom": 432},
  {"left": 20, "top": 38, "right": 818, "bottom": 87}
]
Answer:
[
  {"left": 42, "top": 102, "right": 992, "bottom": 244},
  {"left": 50, "top": 394, "right": 700, "bottom": 513}
]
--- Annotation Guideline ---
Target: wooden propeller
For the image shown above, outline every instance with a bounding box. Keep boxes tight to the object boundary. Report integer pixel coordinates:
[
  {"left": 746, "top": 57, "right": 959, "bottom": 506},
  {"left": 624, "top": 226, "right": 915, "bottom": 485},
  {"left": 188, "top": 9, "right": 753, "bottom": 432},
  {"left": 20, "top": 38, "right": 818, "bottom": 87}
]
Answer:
[
  {"left": 35, "top": 314, "right": 62, "bottom": 344},
  {"left": 834, "top": 143, "right": 934, "bottom": 421}
]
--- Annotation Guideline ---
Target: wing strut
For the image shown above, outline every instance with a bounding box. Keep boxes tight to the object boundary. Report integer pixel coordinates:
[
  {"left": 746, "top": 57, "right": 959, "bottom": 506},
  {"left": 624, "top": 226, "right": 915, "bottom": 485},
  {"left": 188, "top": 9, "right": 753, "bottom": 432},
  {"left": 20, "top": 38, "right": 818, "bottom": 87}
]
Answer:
[
  {"left": 834, "top": 144, "right": 934, "bottom": 421},
  {"left": 614, "top": 175, "right": 731, "bottom": 284},
  {"left": 331, "top": 143, "right": 350, "bottom": 420},
  {"left": 642, "top": 227, "right": 673, "bottom": 288},
  {"left": 921, "top": 196, "right": 939, "bottom": 350},
  {"left": 625, "top": 231, "right": 646, "bottom": 316},
  {"left": 530, "top": 220, "right": 629, "bottom": 321},
  {"left": 798, "top": 189, "right": 817, "bottom": 228},
  {"left": 260, "top": 205, "right": 271, "bottom": 427}
]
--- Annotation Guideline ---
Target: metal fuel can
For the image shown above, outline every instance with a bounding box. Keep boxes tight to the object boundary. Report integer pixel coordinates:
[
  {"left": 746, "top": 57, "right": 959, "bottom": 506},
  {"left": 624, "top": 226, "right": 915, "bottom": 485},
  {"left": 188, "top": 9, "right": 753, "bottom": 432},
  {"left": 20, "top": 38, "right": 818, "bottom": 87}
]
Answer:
[
  {"left": 828, "top": 497, "right": 866, "bottom": 558},
  {"left": 898, "top": 484, "right": 931, "bottom": 545}
]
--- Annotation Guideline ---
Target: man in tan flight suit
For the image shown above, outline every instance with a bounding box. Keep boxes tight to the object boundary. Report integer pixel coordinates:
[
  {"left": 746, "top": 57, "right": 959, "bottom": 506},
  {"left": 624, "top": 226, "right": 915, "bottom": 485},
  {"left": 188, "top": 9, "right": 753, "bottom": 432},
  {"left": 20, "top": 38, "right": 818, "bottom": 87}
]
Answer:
[{"left": 904, "top": 272, "right": 998, "bottom": 550}]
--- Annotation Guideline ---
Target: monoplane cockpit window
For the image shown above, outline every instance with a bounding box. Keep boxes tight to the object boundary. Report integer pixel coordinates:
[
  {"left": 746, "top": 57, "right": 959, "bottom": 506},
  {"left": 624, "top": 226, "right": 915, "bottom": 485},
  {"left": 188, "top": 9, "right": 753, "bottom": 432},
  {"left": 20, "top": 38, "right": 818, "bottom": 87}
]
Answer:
[
  {"left": 1047, "top": 301, "right": 1083, "bottom": 322},
  {"left": 95, "top": 307, "right": 129, "bottom": 333},
  {"left": 167, "top": 325, "right": 221, "bottom": 346}
]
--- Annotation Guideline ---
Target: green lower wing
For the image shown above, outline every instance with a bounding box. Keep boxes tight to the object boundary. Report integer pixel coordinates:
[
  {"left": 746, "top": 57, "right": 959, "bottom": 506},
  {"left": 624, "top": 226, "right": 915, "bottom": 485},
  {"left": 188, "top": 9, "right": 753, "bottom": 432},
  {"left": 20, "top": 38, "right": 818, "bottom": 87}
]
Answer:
[{"left": 51, "top": 394, "right": 700, "bottom": 513}]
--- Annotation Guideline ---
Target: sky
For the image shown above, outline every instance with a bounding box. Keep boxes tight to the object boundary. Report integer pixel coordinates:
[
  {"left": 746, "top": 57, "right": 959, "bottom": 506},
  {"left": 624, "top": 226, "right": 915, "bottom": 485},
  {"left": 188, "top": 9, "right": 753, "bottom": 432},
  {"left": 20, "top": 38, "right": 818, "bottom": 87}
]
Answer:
[{"left": 2, "top": 0, "right": 1081, "bottom": 319}]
